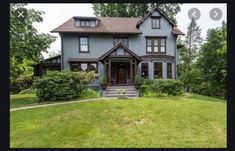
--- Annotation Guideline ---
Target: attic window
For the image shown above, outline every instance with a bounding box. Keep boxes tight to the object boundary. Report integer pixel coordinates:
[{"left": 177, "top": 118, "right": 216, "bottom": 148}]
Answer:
[
  {"left": 152, "top": 18, "right": 160, "bottom": 29},
  {"left": 74, "top": 19, "right": 97, "bottom": 27}
]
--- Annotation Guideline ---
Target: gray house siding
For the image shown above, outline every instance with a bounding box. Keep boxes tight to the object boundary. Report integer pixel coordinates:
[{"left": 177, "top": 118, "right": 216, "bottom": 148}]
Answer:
[{"left": 61, "top": 9, "right": 178, "bottom": 83}]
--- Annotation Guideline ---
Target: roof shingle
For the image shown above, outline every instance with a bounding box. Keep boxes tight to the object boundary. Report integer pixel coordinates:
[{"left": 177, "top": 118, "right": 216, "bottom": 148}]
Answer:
[{"left": 51, "top": 17, "right": 142, "bottom": 34}]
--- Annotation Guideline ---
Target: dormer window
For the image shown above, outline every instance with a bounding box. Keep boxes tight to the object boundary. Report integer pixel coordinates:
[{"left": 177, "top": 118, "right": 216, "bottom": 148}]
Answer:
[{"left": 74, "top": 17, "right": 99, "bottom": 28}]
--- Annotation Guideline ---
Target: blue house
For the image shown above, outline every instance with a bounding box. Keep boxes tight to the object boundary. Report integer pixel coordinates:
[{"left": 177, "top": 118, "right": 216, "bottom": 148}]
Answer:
[{"left": 51, "top": 7, "right": 184, "bottom": 88}]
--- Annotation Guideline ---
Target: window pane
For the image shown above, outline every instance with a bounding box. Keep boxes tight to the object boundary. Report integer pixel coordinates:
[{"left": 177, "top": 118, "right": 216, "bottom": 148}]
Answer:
[
  {"left": 80, "top": 37, "right": 88, "bottom": 44},
  {"left": 152, "top": 18, "right": 160, "bottom": 28},
  {"left": 147, "top": 39, "right": 152, "bottom": 45},
  {"left": 87, "top": 63, "right": 97, "bottom": 72},
  {"left": 160, "top": 46, "right": 165, "bottom": 52},
  {"left": 154, "top": 62, "right": 163, "bottom": 78},
  {"left": 167, "top": 63, "right": 172, "bottom": 78},
  {"left": 153, "top": 40, "right": 158, "bottom": 45},
  {"left": 90, "top": 20, "right": 96, "bottom": 27},
  {"left": 154, "top": 46, "right": 158, "bottom": 52},
  {"left": 81, "top": 63, "right": 88, "bottom": 71},
  {"left": 80, "top": 45, "right": 88, "bottom": 52},
  {"left": 147, "top": 46, "right": 152, "bottom": 52},
  {"left": 141, "top": 63, "right": 148, "bottom": 78}
]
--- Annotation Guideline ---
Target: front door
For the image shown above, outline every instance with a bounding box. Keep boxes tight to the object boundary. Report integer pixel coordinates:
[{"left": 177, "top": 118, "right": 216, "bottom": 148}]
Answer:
[{"left": 116, "top": 63, "right": 126, "bottom": 84}]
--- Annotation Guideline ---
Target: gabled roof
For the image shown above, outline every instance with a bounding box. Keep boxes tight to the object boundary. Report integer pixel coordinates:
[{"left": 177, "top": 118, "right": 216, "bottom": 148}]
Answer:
[
  {"left": 136, "top": 6, "right": 176, "bottom": 28},
  {"left": 99, "top": 42, "right": 141, "bottom": 61},
  {"left": 51, "top": 17, "right": 142, "bottom": 34}
]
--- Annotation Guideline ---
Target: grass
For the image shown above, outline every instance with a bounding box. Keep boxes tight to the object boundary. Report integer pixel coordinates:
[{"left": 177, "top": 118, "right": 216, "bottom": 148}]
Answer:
[
  {"left": 10, "top": 94, "right": 38, "bottom": 109},
  {"left": 10, "top": 94, "right": 226, "bottom": 148},
  {"left": 10, "top": 89, "right": 101, "bottom": 109}
]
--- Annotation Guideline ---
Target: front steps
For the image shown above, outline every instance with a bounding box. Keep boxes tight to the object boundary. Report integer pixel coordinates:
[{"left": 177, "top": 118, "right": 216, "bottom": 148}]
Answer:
[{"left": 102, "top": 85, "right": 139, "bottom": 97}]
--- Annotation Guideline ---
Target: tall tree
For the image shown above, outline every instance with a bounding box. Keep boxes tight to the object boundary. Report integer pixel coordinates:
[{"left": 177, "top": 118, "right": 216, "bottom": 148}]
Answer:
[
  {"left": 92, "top": 3, "right": 181, "bottom": 23},
  {"left": 178, "top": 18, "right": 202, "bottom": 92},
  {"left": 10, "top": 4, "right": 56, "bottom": 79},
  {"left": 179, "top": 18, "right": 202, "bottom": 73},
  {"left": 196, "top": 22, "right": 227, "bottom": 98}
]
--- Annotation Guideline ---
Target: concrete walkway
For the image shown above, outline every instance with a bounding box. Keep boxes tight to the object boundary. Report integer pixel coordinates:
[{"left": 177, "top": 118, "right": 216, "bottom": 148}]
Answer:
[{"left": 10, "top": 97, "right": 139, "bottom": 112}]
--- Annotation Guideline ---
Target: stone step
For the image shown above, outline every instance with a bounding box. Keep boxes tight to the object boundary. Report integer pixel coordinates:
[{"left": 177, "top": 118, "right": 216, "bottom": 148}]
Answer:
[
  {"left": 106, "top": 88, "right": 136, "bottom": 91},
  {"left": 106, "top": 92, "right": 136, "bottom": 95},
  {"left": 105, "top": 94, "right": 137, "bottom": 97}
]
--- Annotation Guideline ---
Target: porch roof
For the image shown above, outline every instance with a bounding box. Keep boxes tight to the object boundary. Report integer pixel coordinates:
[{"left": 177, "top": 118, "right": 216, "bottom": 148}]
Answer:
[{"left": 99, "top": 42, "right": 141, "bottom": 62}]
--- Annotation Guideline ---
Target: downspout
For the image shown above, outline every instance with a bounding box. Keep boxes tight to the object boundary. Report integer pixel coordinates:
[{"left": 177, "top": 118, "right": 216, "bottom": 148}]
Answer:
[{"left": 60, "top": 33, "right": 64, "bottom": 70}]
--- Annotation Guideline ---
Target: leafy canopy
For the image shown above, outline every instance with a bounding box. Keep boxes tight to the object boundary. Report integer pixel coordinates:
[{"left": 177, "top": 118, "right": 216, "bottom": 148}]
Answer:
[{"left": 10, "top": 3, "right": 56, "bottom": 79}]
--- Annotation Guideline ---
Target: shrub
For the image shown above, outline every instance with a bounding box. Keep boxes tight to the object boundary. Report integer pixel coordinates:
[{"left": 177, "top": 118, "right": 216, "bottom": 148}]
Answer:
[
  {"left": 100, "top": 75, "right": 108, "bottom": 84},
  {"left": 10, "top": 74, "right": 34, "bottom": 94},
  {"left": 140, "top": 79, "right": 183, "bottom": 97},
  {"left": 80, "top": 88, "right": 101, "bottom": 99},
  {"left": 19, "top": 88, "right": 36, "bottom": 94},
  {"left": 134, "top": 75, "right": 142, "bottom": 84},
  {"left": 34, "top": 70, "right": 97, "bottom": 102}
]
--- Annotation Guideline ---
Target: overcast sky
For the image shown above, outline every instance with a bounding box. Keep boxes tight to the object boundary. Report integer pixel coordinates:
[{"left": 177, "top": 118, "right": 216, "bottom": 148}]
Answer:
[{"left": 26, "top": 3, "right": 227, "bottom": 58}]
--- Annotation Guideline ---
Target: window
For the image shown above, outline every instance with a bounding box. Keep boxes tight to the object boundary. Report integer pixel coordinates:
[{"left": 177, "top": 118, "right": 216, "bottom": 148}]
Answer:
[
  {"left": 152, "top": 18, "right": 160, "bottom": 29},
  {"left": 167, "top": 62, "right": 172, "bottom": 79},
  {"left": 141, "top": 63, "right": 149, "bottom": 78},
  {"left": 90, "top": 20, "right": 96, "bottom": 27},
  {"left": 70, "top": 62, "right": 97, "bottom": 72},
  {"left": 154, "top": 62, "right": 163, "bottom": 78},
  {"left": 113, "top": 37, "right": 128, "bottom": 47},
  {"left": 80, "top": 20, "right": 90, "bottom": 27},
  {"left": 146, "top": 38, "right": 166, "bottom": 53},
  {"left": 79, "top": 37, "right": 89, "bottom": 52}
]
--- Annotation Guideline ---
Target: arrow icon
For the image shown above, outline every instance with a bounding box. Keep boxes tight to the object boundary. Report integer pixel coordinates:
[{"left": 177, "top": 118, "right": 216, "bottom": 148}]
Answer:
[
  {"left": 188, "top": 8, "right": 201, "bottom": 20},
  {"left": 213, "top": 11, "right": 218, "bottom": 18},
  {"left": 210, "top": 8, "right": 222, "bottom": 21}
]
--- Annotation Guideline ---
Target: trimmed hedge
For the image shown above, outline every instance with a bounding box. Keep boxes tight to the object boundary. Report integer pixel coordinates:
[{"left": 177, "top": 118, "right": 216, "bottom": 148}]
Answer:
[
  {"left": 140, "top": 79, "right": 183, "bottom": 97},
  {"left": 33, "top": 70, "right": 97, "bottom": 101}
]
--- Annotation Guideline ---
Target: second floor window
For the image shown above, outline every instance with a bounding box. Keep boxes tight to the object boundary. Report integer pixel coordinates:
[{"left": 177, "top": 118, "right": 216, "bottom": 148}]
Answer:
[
  {"left": 79, "top": 37, "right": 89, "bottom": 52},
  {"left": 113, "top": 37, "right": 128, "bottom": 47},
  {"left": 146, "top": 38, "right": 166, "bottom": 53}
]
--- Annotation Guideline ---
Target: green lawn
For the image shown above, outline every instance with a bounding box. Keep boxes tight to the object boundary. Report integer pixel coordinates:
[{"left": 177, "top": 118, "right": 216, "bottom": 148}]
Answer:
[
  {"left": 10, "top": 94, "right": 38, "bottom": 108},
  {"left": 10, "top": 94, "right": 226, "bottom": 148}
]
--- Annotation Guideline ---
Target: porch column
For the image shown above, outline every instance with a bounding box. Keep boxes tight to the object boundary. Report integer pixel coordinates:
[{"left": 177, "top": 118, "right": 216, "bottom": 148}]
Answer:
[
  {"left": 108, "top": 59, "right": 111, "bottom": 85},
  {"left": 104, "top": 59, "right": 106, "bottom": 75},
  {"left": 130, "top": 59, "right": 133, "bottom": 84}
]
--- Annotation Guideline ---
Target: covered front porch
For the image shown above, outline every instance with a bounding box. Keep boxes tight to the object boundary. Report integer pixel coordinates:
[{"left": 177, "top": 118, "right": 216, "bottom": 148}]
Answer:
[{"left": 99, "top": 42, "right": 141, "bottom": 86}]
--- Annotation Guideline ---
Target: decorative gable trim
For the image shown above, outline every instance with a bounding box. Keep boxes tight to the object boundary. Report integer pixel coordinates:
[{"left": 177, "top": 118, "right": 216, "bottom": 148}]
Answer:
[
  {"left": 136, "top": 6, "right": 176, "bottom": 28},
  {"left": 99, "top": 42, "right": 141, "bottom": 61}
]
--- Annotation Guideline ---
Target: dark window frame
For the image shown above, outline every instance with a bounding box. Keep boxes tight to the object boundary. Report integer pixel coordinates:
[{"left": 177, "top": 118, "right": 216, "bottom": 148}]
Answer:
[
  {"left": 141, "top": 62, "right": 149, "bottom": 79},
  {"left": 145, "top": 37, "right": 166, "bottom": 54},
  {"left": 79, "top": 36, "right": 89, "bottom": 53},
  {"left": 70, "top": 62, "right": 98, "bottom": 73},
  {"left": 154, "top": 62, "right": 163, "bottom": 79},
  {"left": 167, "top": 62, "right": 172, "bottom": 79},
  {"left": 151, "top": 18, "right": 160, "bottom": 29},
  {"left": 113, "top": 37, "right": 129, "bottom": 47}
]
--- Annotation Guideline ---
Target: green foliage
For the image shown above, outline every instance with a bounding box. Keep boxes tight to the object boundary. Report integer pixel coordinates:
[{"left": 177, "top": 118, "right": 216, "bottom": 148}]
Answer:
[
  {"left": 178, "top": 18, "right": 202, "bottom": 77},
  {"left": 80, "top": 88, "right": 101, "bottom": 99},
  {"left": 140, "top": 79, "right": 183, "bottom": 97},
  {"left": 100, "top": 75, "right": 108, "bottom": 84},
  {"left": 19, "top": 88, "right": 36, "bottom": 94},
  {"left": 134, "top": 75, "right": 142, "bottom": 84},
  {"left": 10, "top": 4, "right": 56, "bottom": 79},
  {"left": 10, "top": 73, "right": 34, "bottom": 94},
  {"left": 34, "top": 71, "right": 97, "bottom": 101},
  {"left": 92, "top": 3, "right": 181, "bottom": 23},
  {"left": 196, "top": 22, "right": 227, "bottom": 98},
  {"left": 179, "top": 68, "right": 203, "bottom": 91}
]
